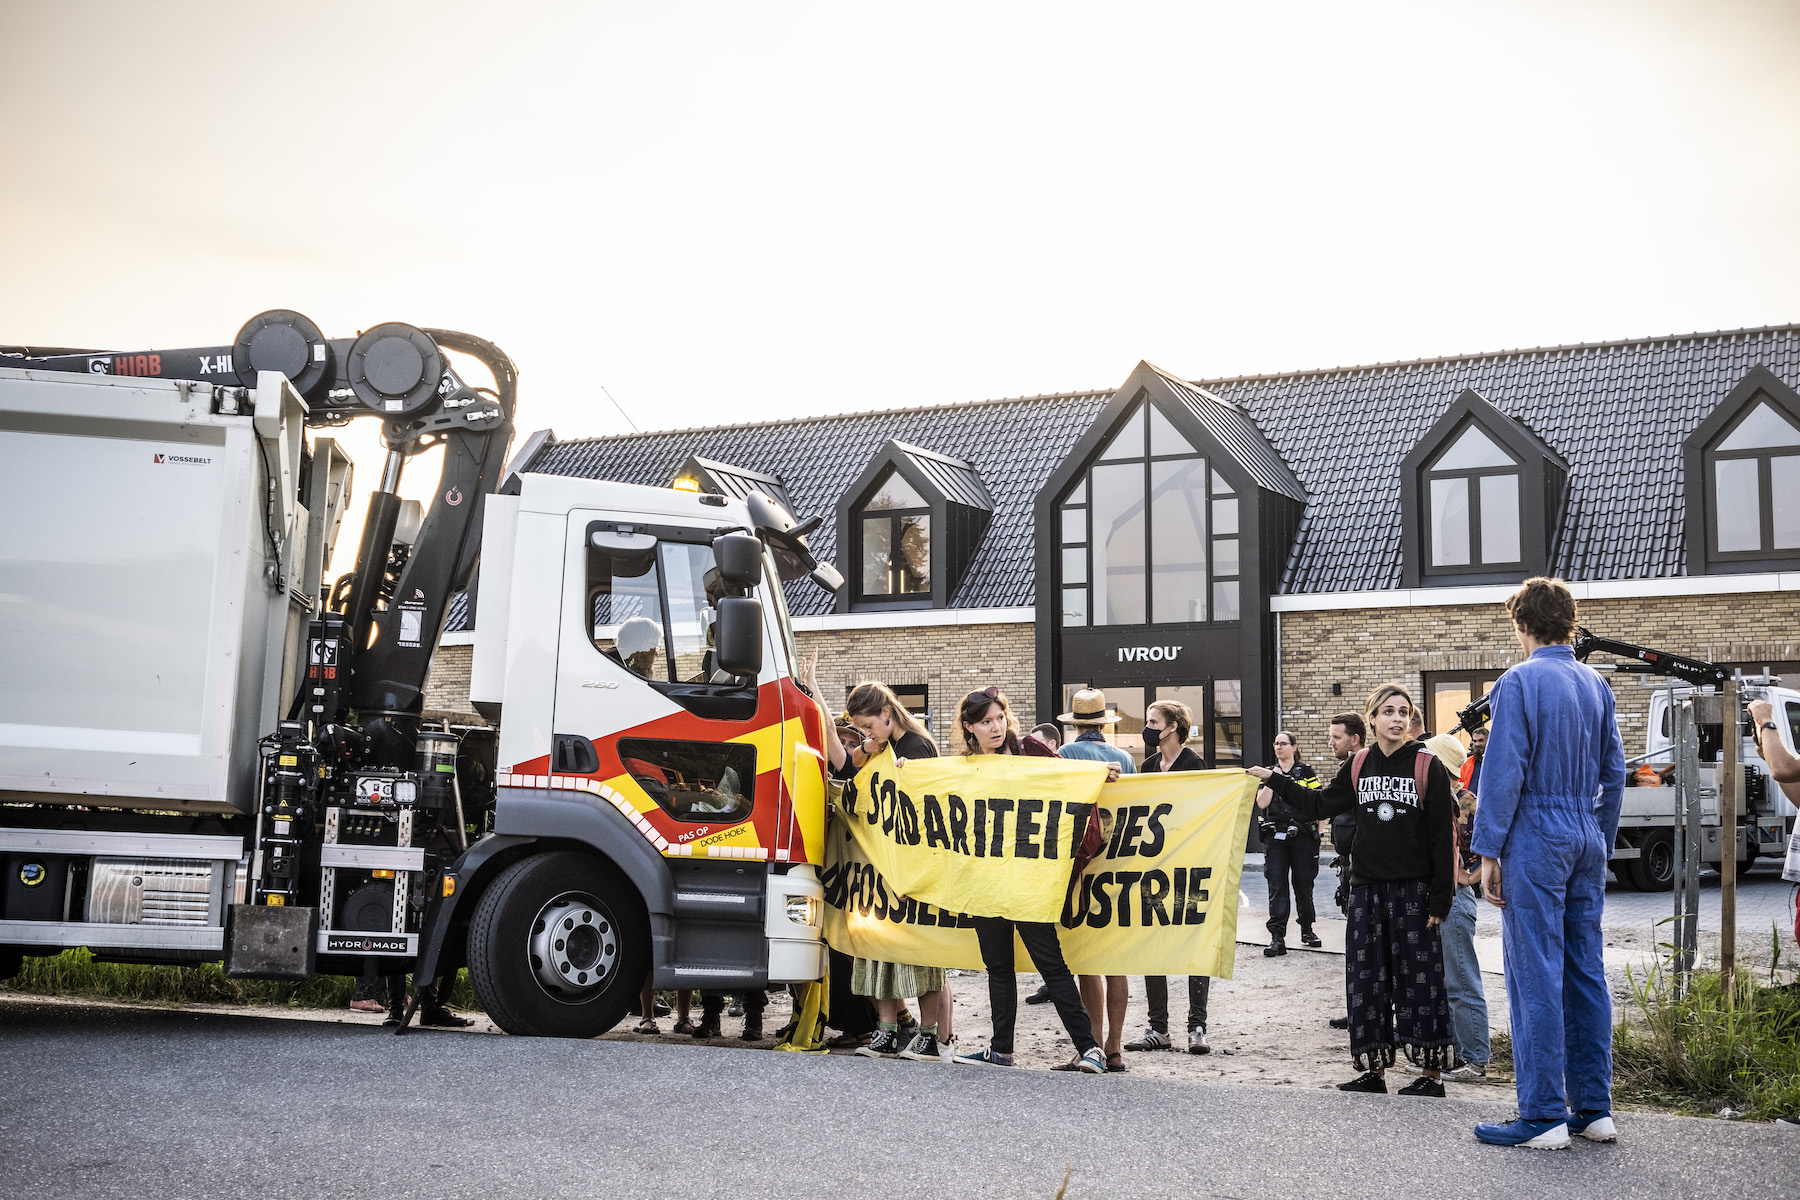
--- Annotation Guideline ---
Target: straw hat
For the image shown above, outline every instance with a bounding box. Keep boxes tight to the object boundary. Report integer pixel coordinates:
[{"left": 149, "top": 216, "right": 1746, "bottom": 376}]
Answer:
[
  {"left": 1058, "top": 687, "right": 1121, "bottom": 726},
  {"left": 1423, "top": 733, "right": 1468, "bottom": 773}
]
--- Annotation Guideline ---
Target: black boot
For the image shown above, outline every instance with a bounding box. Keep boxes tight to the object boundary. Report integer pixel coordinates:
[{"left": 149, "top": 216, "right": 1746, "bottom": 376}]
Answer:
[
  {"left": 1263, "top": 939, "right": 1287, "bottom": 957},
  {"left": 1299, "top": 927, "right": 1322, "bottom": 948},
  {"left": 740, "top": 1012, "right": 764, "bottom": 1041}
]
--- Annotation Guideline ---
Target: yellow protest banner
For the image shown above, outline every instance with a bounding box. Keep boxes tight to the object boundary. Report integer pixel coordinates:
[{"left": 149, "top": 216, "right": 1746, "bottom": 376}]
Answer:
[
  {"left": 823, "top": 758, "right": 1257, "bottom": 978},
  {"left": 838, "top": 749, "right": 1109, "bottom": 924}
]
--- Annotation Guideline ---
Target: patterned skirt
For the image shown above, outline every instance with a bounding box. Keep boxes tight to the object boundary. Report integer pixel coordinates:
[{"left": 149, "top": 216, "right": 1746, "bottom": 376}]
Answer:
[
  {"left": 1344, "top": 878, "right": 1456, "bottom": 1071},
  {"left": 850, "top": 957, "right": 946, "bottom": 1000}
]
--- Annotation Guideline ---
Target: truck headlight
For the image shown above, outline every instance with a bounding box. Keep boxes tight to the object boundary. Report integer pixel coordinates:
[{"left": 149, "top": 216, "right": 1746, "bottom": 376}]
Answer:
[{"left": 784, "top": 895, "right": 820, "bottom": 927}]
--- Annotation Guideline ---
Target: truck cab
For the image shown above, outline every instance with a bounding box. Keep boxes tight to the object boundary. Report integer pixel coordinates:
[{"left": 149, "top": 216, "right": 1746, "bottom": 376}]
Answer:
[{"left": 433, "top": 474, "right": 832, "bottom": 1036}]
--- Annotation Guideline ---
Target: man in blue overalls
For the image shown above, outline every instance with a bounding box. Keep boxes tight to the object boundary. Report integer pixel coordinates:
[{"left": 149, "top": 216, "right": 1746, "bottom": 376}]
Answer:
[{"left": 1471, "top": 577, "right": 1626, "bottom": 1149}]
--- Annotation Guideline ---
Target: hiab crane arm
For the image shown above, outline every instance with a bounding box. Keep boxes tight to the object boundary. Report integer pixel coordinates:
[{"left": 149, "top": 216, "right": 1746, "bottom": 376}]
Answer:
[
  {"left": 2, "top": 310, "right": 517, "bottom": 746},
  {"left": 1455, "top": 627, "right": 1729, "bottom": 735}
]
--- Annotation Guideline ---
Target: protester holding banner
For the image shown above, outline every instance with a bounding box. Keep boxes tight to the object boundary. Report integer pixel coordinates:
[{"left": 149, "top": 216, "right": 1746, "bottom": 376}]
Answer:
[
  {"left": 1054, "top": 688, "right": 1136, "bottom": 1071},
  {"left": 1251, "top": 683, "right": 1456, "bottom": 1097},
  {"left": 1127, "top": 699, "right": 1216, "bottom": 1056},
  {"left": 949, "top": 686, "right": 1106, "bottom": 1074},
  {"left": 843, "top": 682, "right": 954, "bottom": 1062}
]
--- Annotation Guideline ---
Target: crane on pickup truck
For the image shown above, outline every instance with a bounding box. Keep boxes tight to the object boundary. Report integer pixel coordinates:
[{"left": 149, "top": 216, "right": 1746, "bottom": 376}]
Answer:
[{"left": 1451, "top": 628, "right": 1794, "bottom": 890}]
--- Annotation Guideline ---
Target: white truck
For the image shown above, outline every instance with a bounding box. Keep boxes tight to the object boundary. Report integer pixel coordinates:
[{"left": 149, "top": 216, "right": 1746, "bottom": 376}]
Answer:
[
  {"left": 0, "top": 313, "right": 842, "bottom": 1036},
  {"left": 1457, "top": 631, "right": 1797, "bottom": 891}
]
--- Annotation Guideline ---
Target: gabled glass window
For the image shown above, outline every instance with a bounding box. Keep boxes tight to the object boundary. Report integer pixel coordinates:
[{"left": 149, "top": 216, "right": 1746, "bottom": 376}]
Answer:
[
  {"left": 1424, "top": 423, "right": 1522, "bottom": 571},
  {"left": 857, "top": 468, "right": 931, "bottom": 599},
  {"left": 1707, "top": 401, "right": 1800, "bottom": 557},
  {"left": 1059, "top": 402, "right": 1239, "bottom": 627}
]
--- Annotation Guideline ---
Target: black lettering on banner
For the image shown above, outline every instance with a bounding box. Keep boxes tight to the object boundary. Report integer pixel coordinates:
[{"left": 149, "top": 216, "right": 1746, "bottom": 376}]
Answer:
[
  {"left": 917, "top": 902, "right": 938, "bottom": 927},
  {"left": 1065, "top": 801, "right": 1094, "bottom": 860},
  {"left": 880, "top": 778, "right": 898, "bottom": 836},
  {"left": 820, "top": 860, "right": 844, "bottom": 907},
  {"left": 863, "top": 776, "right": 879, "bottom": 825},
  {"left": 1171, "top": 867, "right": 1186, "bottom": 925},
  {"left": 948, "top": 794, "right": 970, "bottom": 855},
  {"left": 1014, "top": 797, "right": 1044, "bottom": 859},
  {"left": 1114, "top": 871, "right": 1142, "bottom": 927},
  {"left": 1183, "top": 865, "right": 1211, "bottom": 925},
  {"left": 973, "top": 798, "right": 987, "bottom": 858},
  {"left": 1105, "top": 808, "right": 1127, "bottom": 858},
  {"left": 1140, "top": 804, "right": 1172, "bottom": 858},
  {"left": 987, "top": 797, "right": 1014, "bottom": 858},
  {"left": 874, "top": 876, "right": 890, "bottom": 919},
  {"left": 1044, "top": 800, "right": 1062, "bottom": 860},
  {"left": 923, "top": 794, "right": 951, "bottom": 850},
  {"left": 1084, "top": 872, "right": 1113, "bottom": 928},
  {"left": 897, "top": 788, "right": 921, "bottom": 846},
  {"left": 1141, "top": 869, "right": 1171, "bottom": 926},
  {"left": 892, "top": 895, "right": 912, "bottom": 925},
  {"left": 1118, "top": 806, "right": 1147, "bottom": 857}
]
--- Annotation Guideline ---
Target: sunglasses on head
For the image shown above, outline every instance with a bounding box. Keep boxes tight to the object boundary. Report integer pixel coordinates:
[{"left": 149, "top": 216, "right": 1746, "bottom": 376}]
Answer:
[{"left": 965, "top": 686, "right": 999, "bottom": 706}]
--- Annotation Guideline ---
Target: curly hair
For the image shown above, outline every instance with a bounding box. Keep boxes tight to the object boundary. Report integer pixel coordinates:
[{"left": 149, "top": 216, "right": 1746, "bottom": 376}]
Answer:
[{"left": 1505, "top": 576, "right": 1579, "bottom": 644}]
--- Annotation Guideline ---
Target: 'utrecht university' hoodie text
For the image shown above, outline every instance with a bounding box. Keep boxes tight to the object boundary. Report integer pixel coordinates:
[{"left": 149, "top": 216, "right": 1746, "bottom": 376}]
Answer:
[{"left": 1266, "top": 739, "right": 1457, "bottom": 920}]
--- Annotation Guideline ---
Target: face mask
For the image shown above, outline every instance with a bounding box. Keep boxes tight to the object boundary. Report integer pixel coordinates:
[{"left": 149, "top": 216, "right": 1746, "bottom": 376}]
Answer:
[{"left": 1143, "top": 727, "right": 1165, "bottom": 750}]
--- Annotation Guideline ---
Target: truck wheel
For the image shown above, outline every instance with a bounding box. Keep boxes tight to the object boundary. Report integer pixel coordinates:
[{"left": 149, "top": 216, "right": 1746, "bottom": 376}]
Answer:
[
  {"left": 467, "top": 851, "right": 647, "bottom": 1038},
  {"left": 1627, "top": 831, "right": 1675, "bottom": 892}
]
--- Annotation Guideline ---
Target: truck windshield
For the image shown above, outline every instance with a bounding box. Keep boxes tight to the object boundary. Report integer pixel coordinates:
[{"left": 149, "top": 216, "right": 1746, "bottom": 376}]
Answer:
[{"left": 590, "top": 538, "right": 747, "bottom": 686}]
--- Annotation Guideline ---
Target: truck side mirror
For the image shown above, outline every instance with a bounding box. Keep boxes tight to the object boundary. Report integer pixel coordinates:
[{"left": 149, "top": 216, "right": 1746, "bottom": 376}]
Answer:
[
  {"left": 713, "top": 597, "right": 764, "bottom": 678},
  {"left": 712, "top": 534, "right": 763, "bottom": 594},
  {"left": 808, "top": 561, "right": 844, "bottom": 594}
]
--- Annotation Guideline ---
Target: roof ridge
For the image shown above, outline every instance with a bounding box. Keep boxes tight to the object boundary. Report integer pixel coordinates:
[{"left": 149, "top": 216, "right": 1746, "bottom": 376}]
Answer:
[
  {"left": 549, "top": 387, "right": 1114, "bottom": 447},
  {"left": 1192, "top": 322, "right": 1800, "bottom": 389}
]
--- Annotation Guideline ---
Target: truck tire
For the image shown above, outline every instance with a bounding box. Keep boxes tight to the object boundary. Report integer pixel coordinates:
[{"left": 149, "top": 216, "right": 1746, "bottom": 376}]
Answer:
[
  {"left": 467, "top": 851, "right": 648, "bottom": 1038},
  {"left": 1627, "top": 830, "right": 1675, "bottom": 892}
]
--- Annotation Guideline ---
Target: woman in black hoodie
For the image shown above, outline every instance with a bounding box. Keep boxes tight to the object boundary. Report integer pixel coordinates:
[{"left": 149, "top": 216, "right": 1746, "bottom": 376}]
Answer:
[{"left": 1250, "top": 683, "right": 1456, "bottom": 1095}]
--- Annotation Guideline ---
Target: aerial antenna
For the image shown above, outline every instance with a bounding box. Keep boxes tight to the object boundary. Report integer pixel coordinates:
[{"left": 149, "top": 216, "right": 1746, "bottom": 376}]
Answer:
[{"left": 600, "top": 383, "right": 640, "bottom": 433}]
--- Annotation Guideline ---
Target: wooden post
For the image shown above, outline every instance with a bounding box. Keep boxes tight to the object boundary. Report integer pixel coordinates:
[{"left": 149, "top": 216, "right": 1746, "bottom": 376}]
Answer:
[{"left": 1721, "top": 678, "right": 1738, "bottom": 1009}]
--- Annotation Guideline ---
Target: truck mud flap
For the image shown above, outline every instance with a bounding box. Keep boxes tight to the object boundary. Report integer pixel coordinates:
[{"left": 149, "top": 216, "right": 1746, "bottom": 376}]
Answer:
[{"left": 224, "top": 904, "right": 317, "bottom": 980}]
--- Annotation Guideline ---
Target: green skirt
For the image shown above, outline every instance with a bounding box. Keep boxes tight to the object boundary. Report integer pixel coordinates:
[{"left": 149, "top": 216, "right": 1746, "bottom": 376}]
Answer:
[{"left": 850, "top": 957, "right": 945, "bottom": 1000}]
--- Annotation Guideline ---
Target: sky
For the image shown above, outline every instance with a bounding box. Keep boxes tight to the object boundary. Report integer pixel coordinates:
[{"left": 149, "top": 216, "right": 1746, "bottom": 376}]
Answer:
[{"left": 4, "top": 0, "right": 1799, "bottom": 571}]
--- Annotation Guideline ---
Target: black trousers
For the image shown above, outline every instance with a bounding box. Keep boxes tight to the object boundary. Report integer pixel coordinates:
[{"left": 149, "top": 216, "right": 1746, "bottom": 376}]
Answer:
[
  {"left": 973, "top": 916, "right": 1097, "bottom": 1055},
  {"left": 1264, "top": 834, "right": 1320, "bottom": 940},
  {"left": 1143, "top": 974, "right": 1210, "bottom": 1034},
  {"left": 700, "top": 988, "right": 765, "bottom": 1018},
  {"left": 826, "top": 946, "right": 876, "bottom": 1036}
]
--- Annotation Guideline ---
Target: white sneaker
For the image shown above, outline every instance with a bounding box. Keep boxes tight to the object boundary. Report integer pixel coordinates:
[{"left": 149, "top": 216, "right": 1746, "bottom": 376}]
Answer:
[
  {"left": 1124, "top": 1026, "right": 1171, "bottom": 1051},
  {"left": 1188, "top": 1026, "right": 1210, "bottom": 1055},
  {"left": 1445, "top": 1063, "right": 1488, "bottom": 1083}
]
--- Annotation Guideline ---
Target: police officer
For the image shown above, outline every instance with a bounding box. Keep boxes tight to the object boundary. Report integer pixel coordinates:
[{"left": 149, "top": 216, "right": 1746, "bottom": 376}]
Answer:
[{"left": 1257, "top": 730, "right": 1321, "bottom": 956}]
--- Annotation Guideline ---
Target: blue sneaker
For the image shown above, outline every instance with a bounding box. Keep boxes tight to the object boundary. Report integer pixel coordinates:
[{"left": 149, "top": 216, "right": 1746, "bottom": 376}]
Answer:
[
  {"left": 952, "top": 1046, "right": 1014, "bottom": 1067},
  {"left": 1568, "top": 1110, "right": 1617, "bottom": 1142},
  {"left": 1473, "top": 1117, "right": 1570, "bottom": 1149}
]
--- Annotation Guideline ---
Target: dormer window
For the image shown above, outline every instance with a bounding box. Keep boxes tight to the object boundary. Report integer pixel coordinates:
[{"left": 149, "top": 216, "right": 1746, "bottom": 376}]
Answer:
[
  {"left": 859, "top": 469, "right": 931, "bottom": 598},
  {"left": 1424, "top": 423, "right": 1523, "bottom": 571},
  {"left": 1707, "top": 402, "right": 1800, "bottom": 557},
  {"left": 1400, "top": 389, "right": 1565, "bottom": 588},
  {"left": 836, "top": 441, "right": 992, "bottom": 610}
]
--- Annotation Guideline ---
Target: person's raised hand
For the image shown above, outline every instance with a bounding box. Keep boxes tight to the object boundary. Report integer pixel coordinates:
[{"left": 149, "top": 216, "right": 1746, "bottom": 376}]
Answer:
[
  {"left": 1246, "top": 765, "right": 1273, "bottom": 780},
  {"left": 1104, "top": 762, "right": 1121, "bottom": 783},
  {"left": 1481, "top": 856, "right": 1504, "bottom": 908}
]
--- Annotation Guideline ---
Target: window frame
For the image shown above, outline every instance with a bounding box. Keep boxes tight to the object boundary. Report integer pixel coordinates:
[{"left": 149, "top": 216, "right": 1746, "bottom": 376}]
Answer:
[
  {"left": 1420, "top": 421, "right": 1525, "bottom": 576},
  {"left": 1399, "top": 389, "right": 1566, "bottom": 589},
  {"left": 1683, "top": 368, "right": 1800, "bottom": 576},
  {"left": 1421, "top": 669, "right": 1506, "bottom": 747},
  {"left": 1056, "top": 400, "right": 1240, "bottom": 629},
  {"left": 1702, "top": 403, "right": 1800, "bottom": 561},
  {"left": 855, "top": 489, "right": 933, "bottom": 601}
]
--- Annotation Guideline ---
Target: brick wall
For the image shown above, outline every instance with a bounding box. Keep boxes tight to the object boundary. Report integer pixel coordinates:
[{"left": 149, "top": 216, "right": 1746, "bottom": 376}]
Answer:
[
  {"left": 1276, "top": 590, "right": 1800, "bottom": 772},
  {"left": 422, "top": 644, "right": 483, "bottom": 725},
  {"left": 418, "top": 626, "right": 1040, "bottom": 748},
  {"left": 796, "top": 623, "right": 1036, "bottom": 754}
]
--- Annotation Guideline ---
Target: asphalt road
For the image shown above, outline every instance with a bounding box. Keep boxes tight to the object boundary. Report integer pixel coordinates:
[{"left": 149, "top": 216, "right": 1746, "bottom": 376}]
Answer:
[{"left": 2, "top": 999, "right": 1794, "bottom": 1200}]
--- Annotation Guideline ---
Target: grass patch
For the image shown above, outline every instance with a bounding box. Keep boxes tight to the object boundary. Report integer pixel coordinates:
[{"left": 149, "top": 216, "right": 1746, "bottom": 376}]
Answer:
[
  {"left": 1613, "top": 947, "right": 1800, "bottom": 1120},
  {"left": 8, "top": 948, "right": 481, "bottom": 1012}
]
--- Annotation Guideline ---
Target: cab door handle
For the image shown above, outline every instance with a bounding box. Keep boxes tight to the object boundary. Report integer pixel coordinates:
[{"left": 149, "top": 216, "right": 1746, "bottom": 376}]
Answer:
[{"left": 552, "top": 734, "right": 599, "bottom": 775}]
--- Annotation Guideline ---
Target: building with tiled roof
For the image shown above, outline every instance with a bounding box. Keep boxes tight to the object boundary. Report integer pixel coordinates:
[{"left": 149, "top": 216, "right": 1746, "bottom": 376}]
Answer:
[{"left": 430, "top": 323, "right": 1800, "bottom": 828}]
